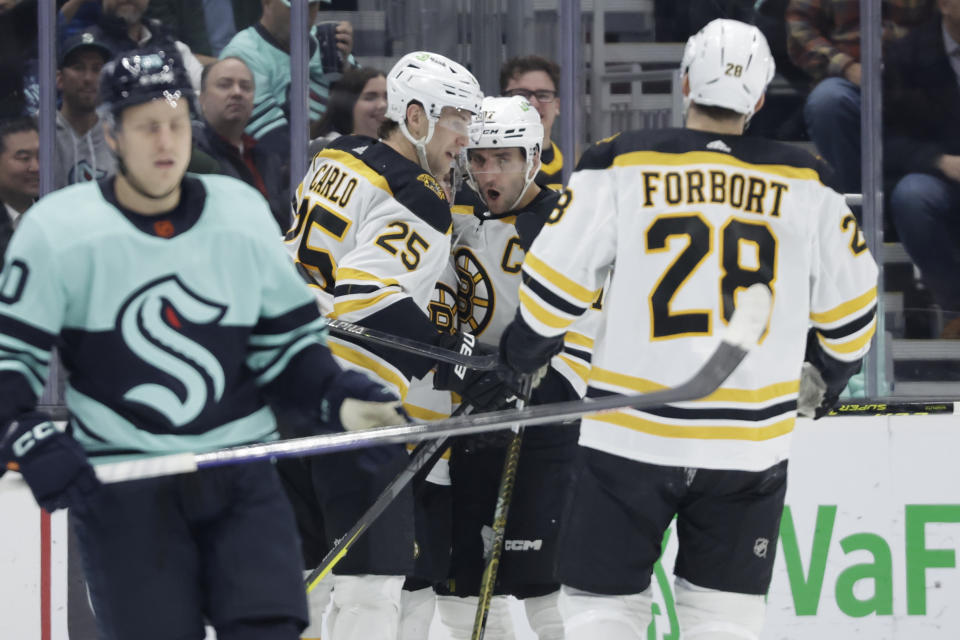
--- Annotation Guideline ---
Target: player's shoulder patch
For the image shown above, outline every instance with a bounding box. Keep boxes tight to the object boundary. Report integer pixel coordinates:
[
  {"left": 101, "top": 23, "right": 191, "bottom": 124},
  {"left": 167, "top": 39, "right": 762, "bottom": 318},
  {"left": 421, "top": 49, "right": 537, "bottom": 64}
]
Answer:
[{"left": 349, "top": 140, "right": 451, "bottom": 234}]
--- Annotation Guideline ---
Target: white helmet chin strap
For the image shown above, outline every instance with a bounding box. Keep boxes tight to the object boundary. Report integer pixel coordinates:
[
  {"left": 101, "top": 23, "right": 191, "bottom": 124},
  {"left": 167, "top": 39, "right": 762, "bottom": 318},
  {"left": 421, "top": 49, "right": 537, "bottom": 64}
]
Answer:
[{"left": 399, "top": 114, "right": 438, "bottom": 174}]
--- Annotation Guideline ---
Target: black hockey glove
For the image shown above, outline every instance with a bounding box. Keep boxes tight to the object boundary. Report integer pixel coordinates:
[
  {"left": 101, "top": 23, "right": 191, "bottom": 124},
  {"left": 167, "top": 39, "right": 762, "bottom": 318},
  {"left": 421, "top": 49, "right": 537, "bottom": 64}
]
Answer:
[
  {"left": 0, "top": 412, "right": 101, "bottom": 512},
  {"left": 320, "top": 370, "right": 409, "bottom": 432},
  {"left": 433, "top": 332, "right": 519, "bottom": 412},
  {"left": 499, "top": 314, "right": 565, "bottom": 375}
]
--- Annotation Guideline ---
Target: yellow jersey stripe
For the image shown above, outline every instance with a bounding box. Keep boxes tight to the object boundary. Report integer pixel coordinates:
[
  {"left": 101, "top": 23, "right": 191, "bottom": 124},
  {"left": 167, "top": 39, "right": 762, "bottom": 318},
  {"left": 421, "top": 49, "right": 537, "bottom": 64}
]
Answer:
[
  {"left": 519, "top": 289, "right": 577, "bottom": 330},
  {"left": 451, "top": 205, "right": 474, "bottom": 216},
  {"left": 810, "top": 287, "right": 877, "bottom": 325},
  {"left": 591, "top": 412, "right": 796, "bottom": 441},
  {"left": 612, "top": 150, "right": 822, "bottom": 182},
  {"left": 335, "top": 267, "right": 400, "bottom": 288},
  {"left": 589, "top": 366, "right": 799, "bottom": 403},
  {"left": 329, "top": 341, "right": 409, "bottom": 399},
  {"left": 524, "top": 253, "right": 601, "bottom": 305},
  {"left": 318, "top": 149, "right": 393, "bottom": 195},
  {"left": 817, "top": 320, "right": 877, "bottom": 355},
  {"left": 332, "top": 288, "right": 400, "bottom": 317},
  {"left": 556, "top": 353, "right": 590, "bottom": 383},
  {"left": 564, "top": 331, "right": 595, "bottom": 350}
]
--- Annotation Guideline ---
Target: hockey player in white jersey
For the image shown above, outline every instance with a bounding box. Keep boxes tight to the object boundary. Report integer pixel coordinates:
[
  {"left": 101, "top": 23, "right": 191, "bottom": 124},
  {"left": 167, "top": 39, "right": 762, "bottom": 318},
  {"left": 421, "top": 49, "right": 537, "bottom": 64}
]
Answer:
[
  {"left": 0, "top": 46, "right": 406, "bottom": 640},
  {"left": 431, "top": 96, "right": 595, "bottom": 640},
  {"left": 281, "top": 51, "right": 489, "bottom": 640},
  {"left": 500, "top": 19, "right": 879, "bottom": 640}
]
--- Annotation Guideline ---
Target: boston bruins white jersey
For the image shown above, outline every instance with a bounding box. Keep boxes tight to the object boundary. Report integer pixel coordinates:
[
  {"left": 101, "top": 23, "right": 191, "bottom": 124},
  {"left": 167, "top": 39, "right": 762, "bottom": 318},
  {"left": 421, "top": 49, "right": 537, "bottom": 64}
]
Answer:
[
  {"left": 286, "top": 135, "right": 452, "bottom": 399},
  {"left": 517, "top": 129, "right": 879, "bottom": 471},
  {"left": 450, "top": 188, "right": 596, "bottom": 397}
]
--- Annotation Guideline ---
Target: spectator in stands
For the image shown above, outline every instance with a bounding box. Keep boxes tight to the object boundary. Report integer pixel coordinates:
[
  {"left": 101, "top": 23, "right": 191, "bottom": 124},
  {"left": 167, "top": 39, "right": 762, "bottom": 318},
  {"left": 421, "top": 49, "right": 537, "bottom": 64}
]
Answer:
[
  {"left": 885, "top": 0, "right": 960, "bottom": 337},
  {"left": 192, "top": 57, "right": 289, "bottom": 231},
  {"left": 144, "top": 0, "right": 216, "bottom": 62},
  {"left": 309, "top": 67, "right": 386, "bottom": 152},
  {"left": 500, "top": 55, "right": 563, "bottom": 190},
  {"left": 0, "top": 117, "right": 39, "bottom": 258},
  {"left": 54, "top": 29, "right": 116, "bottom": 188},
  {"left": 787, "top": 0, "right": 933, "bottom": 194},
  {"left": 220, "top": 0, "right": 355, "bottom": 155},
  {"left": 0, "top": 0, "right": 39, "bottom": 115},
  {"left": 95, "top": 0, "right": 205, "bottom": 91}
]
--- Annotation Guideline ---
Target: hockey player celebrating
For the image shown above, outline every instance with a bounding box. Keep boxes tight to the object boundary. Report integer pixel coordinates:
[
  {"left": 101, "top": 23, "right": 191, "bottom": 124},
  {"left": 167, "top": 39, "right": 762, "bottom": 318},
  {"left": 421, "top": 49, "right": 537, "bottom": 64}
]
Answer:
[
  {"left": 282, "top": 51, "right": 488, "bottom": 640},
  {"left": 500, "top": 19, "right": 879, "bottom": 640},
  {"left": 0, "top": 46, "right": 407, "bottom": 640},
  {"left": 433, "top": 95, "right": 594, "bottom": 640}
]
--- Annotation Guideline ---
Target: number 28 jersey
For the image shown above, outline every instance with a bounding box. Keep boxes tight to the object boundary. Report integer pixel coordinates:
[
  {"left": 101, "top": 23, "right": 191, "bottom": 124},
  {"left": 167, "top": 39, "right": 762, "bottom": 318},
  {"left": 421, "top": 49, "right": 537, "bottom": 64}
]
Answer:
[
  {"left": 285, "top": 135, "right": 453, "bottom": 399},
  {"left": 518, "top": 129, "right": 879, "bottom": 471}
]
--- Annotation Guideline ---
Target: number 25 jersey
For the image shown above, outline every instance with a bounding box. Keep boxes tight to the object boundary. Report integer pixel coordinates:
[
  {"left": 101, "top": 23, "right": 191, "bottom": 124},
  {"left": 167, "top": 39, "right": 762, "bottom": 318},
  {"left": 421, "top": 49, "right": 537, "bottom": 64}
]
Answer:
[
  {"left": 285, "top": 135, "right": 452, "bottom": 399},
  {"left": 518, "top": 129, "right": 879, "bottom": 472}
]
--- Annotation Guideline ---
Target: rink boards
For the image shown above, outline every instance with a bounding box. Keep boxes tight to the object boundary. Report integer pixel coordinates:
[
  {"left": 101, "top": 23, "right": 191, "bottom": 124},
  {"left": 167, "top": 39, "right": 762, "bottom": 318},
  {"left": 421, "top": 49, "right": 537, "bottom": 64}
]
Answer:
[{"left": 2, "top": 414, "right": 960, "bottom": 639}]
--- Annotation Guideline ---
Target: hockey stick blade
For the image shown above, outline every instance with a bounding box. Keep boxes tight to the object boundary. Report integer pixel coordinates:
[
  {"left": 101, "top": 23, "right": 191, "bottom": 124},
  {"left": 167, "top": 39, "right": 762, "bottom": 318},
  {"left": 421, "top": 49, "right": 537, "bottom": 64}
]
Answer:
[
  {"left": 325, "top": 318, "right": 500, "bottom": 371},
  {"left": 0, "top": 285, "right": 771, "bottom": 492}
]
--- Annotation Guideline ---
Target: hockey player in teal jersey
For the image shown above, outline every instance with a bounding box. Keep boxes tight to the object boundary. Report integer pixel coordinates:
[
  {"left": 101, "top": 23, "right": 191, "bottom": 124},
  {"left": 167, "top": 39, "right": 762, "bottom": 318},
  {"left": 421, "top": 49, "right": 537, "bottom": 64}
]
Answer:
[{"left": 0, "top": 46, "right": 406, "bottom": 640}]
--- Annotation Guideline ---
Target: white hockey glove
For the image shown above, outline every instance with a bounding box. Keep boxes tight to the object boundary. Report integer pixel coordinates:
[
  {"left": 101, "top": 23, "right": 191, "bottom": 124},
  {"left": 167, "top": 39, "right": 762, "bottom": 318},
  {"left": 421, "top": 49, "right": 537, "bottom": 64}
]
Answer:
[
  {"left": 321, "top": 370, "right": 408, "bottom": 432},
  {"left": 797, "top": 362, "right": 827, "bottom": 419}
]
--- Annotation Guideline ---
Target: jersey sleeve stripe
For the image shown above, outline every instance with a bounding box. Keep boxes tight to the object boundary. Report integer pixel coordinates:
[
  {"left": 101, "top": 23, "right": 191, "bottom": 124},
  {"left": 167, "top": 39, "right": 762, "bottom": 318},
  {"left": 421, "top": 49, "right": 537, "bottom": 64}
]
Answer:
[
  {"left": 590, "top": 411, "right": 796, "bottom": 442},
  {"left": 524, "top": 252, "right": 602, "bottom": 305},
  {"left": 335, "top": 267, "right": 401, "bottom": 288},
  {"left": 555, "top": 353, "right": 590, "bottom": 385},
  {"left": 251, "top": 335, "right": 319, "bottom": 386},
  {"left": 589, "top": 365, "right": 799, "bottom": 404},
  {"left": 519, "top": 288, "right": 578, "bottom": 331},
  {"left": 0, "top": 360, "right": 47, "bottom": 396},
  {"left": 816, "top": 318, "right": 877, "bottom": 360},
  {"left": 451, "top": 205, "right": 475, "bottom": 216},
  {"left": 332, "top": 288, "right": 403, "bottom": 318},
  {"left": 252, "top": 303, "right": 326, "bottom": 338},
  {"left": 815, "top": 307, "right": 876, "bottom": 339},
  {"left": 0, "top": 314, "right": 57, "bottom": 351},
  {"left": 563, "top": 331, "right": 595, "bottom": 350},
  {"left": 522, "top": 273, "right": 588, "bottom": 316},
  {"left": 810, "top": 286, "right": 877, "bottom": 325},
  {"left": 403, "top": 403, "right": 449, "bottom": 421},
  {"left": 328, "top": 340, "right": 410, "bottom": 399}
]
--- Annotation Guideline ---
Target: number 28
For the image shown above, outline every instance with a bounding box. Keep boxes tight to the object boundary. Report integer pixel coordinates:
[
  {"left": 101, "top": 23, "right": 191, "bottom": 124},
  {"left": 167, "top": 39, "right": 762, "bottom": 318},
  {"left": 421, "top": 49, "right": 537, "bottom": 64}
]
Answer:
[{"left": 646, "top": 213, "right": 775, "bottom": 339}]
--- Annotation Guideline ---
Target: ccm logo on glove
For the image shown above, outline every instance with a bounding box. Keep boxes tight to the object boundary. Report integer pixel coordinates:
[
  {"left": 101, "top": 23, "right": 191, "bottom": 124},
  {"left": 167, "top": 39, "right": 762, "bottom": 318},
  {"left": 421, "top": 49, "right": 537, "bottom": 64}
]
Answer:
[{"left": 8, "top": 420, "right": 58, "bottom": 457}]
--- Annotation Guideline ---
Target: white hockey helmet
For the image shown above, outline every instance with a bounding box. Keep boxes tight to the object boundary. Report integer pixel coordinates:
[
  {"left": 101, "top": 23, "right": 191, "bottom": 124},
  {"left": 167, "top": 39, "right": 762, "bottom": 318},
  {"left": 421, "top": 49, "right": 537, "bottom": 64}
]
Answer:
[
  {"left": 466, "top": 95, "right": 544, "bottom": 211},
  {"left": 386, "top": 51, "right": 483, "bottom": 172},
  {"left": 682, "top": 19, "right": 775, "bottom": 120}
]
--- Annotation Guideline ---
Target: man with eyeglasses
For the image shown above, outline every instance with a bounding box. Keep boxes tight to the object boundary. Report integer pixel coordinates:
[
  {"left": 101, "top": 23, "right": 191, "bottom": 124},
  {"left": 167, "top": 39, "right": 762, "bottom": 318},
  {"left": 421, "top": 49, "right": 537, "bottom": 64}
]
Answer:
[{"left": 500, "top": 56, "right": 563, "bottom": 191}]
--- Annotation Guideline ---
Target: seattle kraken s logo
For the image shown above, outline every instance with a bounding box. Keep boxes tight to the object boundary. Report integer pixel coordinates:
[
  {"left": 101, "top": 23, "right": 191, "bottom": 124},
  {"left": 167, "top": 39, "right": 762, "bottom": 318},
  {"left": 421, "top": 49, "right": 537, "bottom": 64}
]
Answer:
[{"left": 118, "top": 275, "right": 227, "bottom": 427}]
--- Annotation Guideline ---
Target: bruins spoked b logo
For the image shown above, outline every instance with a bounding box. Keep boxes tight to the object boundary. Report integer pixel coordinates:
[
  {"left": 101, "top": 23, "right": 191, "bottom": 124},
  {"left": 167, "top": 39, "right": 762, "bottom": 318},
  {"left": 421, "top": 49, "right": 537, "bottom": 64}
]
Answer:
[{"left": 453, "top": 247, "right": 494, "bottom": 337}]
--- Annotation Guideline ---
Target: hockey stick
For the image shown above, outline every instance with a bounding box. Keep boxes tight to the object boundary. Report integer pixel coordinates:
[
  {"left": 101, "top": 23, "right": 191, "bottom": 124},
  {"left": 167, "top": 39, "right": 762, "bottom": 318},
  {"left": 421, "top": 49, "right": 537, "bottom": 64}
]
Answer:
[
  {"left": 0, "top": 285, "right": 772, "bottom": 489},
  {"left": 325, "top": 317, "right": 500, "bottom": 371},
  {"left": 471, "top": 383, "right": 531, "bottom": 640},
  {"left": 825, "top": 400, "right": 960, "bottom": 416},
  {"left": 303, "top": 404, "right": 471, "bottom": 592}
]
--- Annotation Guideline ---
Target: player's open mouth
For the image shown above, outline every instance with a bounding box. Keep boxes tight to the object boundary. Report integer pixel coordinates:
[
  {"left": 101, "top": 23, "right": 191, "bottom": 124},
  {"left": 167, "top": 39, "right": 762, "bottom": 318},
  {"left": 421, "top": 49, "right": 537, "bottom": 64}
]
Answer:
[{"left": 486, "top": 188, "right": 501, "bottom": 201}]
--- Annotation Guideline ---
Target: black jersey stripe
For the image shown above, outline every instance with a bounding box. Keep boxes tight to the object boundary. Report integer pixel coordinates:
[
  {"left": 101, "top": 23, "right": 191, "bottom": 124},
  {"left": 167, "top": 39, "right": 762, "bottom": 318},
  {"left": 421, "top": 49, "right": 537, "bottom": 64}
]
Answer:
[
  {"left": 252, "top": 302, "right": 323, "bottom": 337},
  {"left": 816, "top": 306, "right": 877, "bottom": 340},
  {"left": 562, "top": 345, "right": 593, "bottom": 363},
  {"left": 522, "top": 272, "right": 588, "bottom": 316},
  {"left": 0, "top": 314, "right": 56, "bottom": 351},
  {"left": 334, "top": 283, "right": 383, "bottom": 297},
  {"left": 587, "top": 387, "right": 797, "bottom": 421}
]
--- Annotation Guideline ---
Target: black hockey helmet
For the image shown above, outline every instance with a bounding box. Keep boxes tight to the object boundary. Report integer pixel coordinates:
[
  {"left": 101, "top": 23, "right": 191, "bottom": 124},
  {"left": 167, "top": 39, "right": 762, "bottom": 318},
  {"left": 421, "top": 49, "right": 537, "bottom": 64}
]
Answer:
[{"left": 99, "top": 45, "right": 194, "bottom": 119}]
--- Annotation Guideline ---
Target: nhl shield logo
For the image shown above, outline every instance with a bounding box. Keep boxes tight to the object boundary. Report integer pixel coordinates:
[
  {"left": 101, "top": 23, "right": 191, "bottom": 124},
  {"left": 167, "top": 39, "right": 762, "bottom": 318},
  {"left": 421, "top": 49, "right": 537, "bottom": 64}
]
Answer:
[{"left": 753, "top": 537, "right": 769, "bottom": 559}]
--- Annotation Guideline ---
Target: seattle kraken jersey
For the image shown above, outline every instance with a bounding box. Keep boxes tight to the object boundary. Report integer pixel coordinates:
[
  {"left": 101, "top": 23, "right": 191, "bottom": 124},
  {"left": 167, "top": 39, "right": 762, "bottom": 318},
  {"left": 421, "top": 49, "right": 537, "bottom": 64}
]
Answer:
[
  {"left": 450, "top": 187, "right": 596, "bottom": 397},
  {"left": 286, "top": 135, "right": 453, "bottom": 399},
  {"left": 517, "top": 129, "right": 879, "bottom": 471},
  {"left": 0, "top": 175, "right": 336, "bottom": 461}
]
